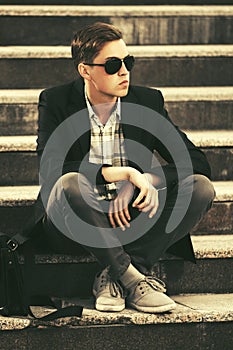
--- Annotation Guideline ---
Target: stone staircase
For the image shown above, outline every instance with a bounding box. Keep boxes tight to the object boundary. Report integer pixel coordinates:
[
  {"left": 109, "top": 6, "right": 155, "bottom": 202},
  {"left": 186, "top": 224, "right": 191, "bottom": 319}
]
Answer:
[{"left": 0, "top": 1, "right": 233, "bottom": 349}]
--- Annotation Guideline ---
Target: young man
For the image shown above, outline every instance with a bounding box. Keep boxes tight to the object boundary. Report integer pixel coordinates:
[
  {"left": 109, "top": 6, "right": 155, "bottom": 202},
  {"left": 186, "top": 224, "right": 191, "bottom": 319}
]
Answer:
[{"left": 37, "top": 22, "right": 215, "bottom": 313}]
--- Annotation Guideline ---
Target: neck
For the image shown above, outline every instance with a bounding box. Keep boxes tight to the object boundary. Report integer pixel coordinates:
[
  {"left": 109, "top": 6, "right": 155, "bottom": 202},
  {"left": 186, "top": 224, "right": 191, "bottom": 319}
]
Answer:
[{"left": 85, "top": 83, "right": 117, "bottom": 123}]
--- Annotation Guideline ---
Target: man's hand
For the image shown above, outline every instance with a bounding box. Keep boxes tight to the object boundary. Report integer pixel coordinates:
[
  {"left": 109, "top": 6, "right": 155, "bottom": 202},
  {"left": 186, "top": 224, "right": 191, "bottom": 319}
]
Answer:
[
  {"left": 102, "top": 167, "right": 160, "bottom": 230},
  {"left": 129, "top": 172, "right": 159, "bottom": 219},
  {"left": 108, "top": 181, "right": 134, "bottom": 231}
]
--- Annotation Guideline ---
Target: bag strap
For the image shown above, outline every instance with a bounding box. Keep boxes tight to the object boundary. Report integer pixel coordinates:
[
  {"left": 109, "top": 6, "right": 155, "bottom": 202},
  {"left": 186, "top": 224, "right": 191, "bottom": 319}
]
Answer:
[
  {"left": 6, "top": 206, "right": 45, "bottom": 251},
  {"left": 28, "top": 304, "right": 83, "bottom": 321},
  {"left": 5, "top": 232, "right": 35, "bottom": 251}
]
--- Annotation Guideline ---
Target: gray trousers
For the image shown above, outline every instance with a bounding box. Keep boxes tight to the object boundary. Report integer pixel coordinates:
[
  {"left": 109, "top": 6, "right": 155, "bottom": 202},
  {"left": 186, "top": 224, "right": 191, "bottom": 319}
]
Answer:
[{"left": 43, "top": 173, "right": 215, "bottom": 281}]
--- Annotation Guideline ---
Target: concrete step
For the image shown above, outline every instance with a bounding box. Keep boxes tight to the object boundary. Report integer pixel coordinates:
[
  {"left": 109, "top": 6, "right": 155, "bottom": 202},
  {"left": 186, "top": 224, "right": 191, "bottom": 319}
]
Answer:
[
  {"left": 0, "top": 89, "right": 40, "bottom": 136},
  {"left": 0, "top": 136, "right": 38, "bottom": 185},
  {"left": 0, "top": 131, "right": 232, "bottom": 185},
  {"left": 3, "top": 0, "right": 233, "bottom": 5},
  {"left": 1, "top": 45, "right": 232, "bottom": 88},
  {"left": 162, "top": 86, "right": 233, "bottom": 131},
  {"left": 1, "top": 87, "right": 233, "bottom": 135},
  {"left": 0, "top": 181, "right": 232, "bottom": 235},
  {"left": 0, "top": 294, "right": 233, "bottom": 350},
  {"left": 186, "top": 131, "right": 233, "bottom": 183},
  {"left": 1, "top": 6, "right": 233, "bottom": 45},
  {"left": 6, "top": 234, "right": 233, "bottom": 296}
]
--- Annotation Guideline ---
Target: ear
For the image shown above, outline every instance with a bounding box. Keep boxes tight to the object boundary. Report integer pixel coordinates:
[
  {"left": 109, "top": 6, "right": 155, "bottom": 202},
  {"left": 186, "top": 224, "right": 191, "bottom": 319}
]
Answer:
[{"left": 78, "top": 63, "right": 91, "bottom": 81}]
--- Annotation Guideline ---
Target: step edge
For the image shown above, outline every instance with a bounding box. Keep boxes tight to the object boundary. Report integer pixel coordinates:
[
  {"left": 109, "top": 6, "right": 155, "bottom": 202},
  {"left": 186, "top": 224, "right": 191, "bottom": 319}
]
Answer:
[
  {"left": 1, "top": 87, "right": 233, "bottom": 103},
  {"left": 1, "top": 45, "right": 233, "bottom": 58},
  {"left": 1, "top": 5, "right": 233, "bottom": 17},
  {"left": 1, "top": 131, "right": 233, "bottom": 151},
  {"left": 1, "top": 293, "right": 233, "bottom": 331},
  {"left": 0, "top": 181, "right": 232, "bottom": 205}
]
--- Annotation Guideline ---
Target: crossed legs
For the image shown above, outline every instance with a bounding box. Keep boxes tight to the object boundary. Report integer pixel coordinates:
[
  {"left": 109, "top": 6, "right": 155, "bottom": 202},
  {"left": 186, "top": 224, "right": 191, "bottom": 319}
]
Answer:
[{"left": 42, "top": 172, "right": 215, "bottom": 312}]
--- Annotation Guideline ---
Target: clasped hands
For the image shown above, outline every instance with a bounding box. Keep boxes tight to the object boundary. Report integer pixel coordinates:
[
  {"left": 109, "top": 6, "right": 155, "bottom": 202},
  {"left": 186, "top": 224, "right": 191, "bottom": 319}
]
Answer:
[{"left": 102, "top": 166, "right": 159, "bottom": 231}]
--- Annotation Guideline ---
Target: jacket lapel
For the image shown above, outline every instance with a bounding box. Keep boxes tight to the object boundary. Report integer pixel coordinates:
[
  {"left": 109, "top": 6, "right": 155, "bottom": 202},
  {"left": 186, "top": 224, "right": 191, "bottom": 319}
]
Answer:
[
  {"left": 67, "top": 79, "right": 91, "bottom": 158},
  {"left": 121, "top": 88, "right": 145, "bottom": 168}
]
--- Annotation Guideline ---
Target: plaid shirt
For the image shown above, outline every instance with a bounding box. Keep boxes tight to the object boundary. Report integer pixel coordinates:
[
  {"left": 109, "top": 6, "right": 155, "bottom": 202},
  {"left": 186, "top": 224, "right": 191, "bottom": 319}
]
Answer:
[{"left": 85, "top": 90, "right": 128, "bottom": 200}]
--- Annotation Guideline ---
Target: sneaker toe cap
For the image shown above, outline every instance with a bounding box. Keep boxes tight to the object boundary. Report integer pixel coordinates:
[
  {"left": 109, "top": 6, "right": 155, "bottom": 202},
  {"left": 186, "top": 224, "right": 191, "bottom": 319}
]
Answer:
[{"left": 134, "top": 291, "right": 175, "bottom": 308}]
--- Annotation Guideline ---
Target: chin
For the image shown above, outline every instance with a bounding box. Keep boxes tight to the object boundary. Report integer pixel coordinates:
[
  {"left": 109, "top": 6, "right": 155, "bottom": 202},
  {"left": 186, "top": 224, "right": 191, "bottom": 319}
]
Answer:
[{"left": 118, "top": 87, "right": 129, "bottom": 97}]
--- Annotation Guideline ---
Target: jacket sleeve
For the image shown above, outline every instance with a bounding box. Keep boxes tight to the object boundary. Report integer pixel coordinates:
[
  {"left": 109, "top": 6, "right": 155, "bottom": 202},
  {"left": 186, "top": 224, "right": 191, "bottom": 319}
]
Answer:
[
  {"left": 146, "top": 90, "right": 212, "bottom": 188},
  {"left": 37, "top": 89, "right": 108, "bottom": 189}
]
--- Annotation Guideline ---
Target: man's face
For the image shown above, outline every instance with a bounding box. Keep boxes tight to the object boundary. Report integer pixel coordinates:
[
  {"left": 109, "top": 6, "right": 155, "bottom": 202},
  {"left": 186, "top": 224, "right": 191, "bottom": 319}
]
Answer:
[{"left": 85, "top": 39, "right": 131, "bottom": 101}]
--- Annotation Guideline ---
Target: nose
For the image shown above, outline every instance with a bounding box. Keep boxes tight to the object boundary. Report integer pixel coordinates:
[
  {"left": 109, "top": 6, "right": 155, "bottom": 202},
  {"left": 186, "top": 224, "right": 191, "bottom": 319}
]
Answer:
[{"left": 118, "top": 61, "right": 128, "bottom": 75}]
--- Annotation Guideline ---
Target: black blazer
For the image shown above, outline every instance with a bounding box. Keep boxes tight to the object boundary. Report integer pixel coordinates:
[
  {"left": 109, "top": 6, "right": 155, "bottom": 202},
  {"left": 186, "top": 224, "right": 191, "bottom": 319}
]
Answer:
[{"left": 30, "top": 78, "right": 211, "bottom": 262}]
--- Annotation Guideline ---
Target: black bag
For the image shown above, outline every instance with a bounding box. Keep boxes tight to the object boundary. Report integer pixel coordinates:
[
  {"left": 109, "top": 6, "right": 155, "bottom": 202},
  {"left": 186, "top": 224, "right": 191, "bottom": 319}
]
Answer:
[{"left": 0, "top": 232, "right": 83, "bottom": 320}]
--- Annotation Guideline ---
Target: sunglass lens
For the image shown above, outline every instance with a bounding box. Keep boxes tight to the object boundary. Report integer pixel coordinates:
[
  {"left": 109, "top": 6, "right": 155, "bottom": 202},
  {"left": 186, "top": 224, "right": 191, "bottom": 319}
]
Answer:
[
  {"left": 105, "top": 59, "right": 121, "bottom": 74},
  {"left": 124, "top": 56, "right": 135, "bottom": 71}
]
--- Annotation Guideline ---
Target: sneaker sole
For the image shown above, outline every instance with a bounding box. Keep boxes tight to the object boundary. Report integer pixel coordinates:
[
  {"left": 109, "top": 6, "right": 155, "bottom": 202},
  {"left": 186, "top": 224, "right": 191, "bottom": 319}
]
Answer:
[
  {"left": 93, "top": 288, "right": 125, "bottom": 312},
  {"left": 128, "top": 301, "right": 176, "bottom": 313},
  {"left": 95, "top": 302, "right": 125, "bottom": 312}
]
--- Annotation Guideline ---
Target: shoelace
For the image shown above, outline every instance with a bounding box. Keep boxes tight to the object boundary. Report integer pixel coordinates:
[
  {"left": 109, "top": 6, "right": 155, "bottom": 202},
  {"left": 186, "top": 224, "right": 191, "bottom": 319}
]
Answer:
[
  {"left": 98, "top": 272, "right": 125, "bottom": 298},
  {"left": 109, "top": 280, "right": 125, "bottom": 298},
  {"left": 138, "top": 276, "right": 166, "bottom": 293}
]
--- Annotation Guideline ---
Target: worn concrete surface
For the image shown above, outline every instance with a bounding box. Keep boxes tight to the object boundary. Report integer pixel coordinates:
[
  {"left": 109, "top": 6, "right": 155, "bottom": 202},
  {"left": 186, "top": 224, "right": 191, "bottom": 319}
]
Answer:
[
  {"left": 191, "top": 235, "right": 233, "bottom": 259},
  {"left": 194, "top": 202, "right": 233, "bottom": 234},
  {"left": 0, "top": 185, "right": 39, "bottom": 206},
  {"left": 0, "top": 181, "right": 231, "bottom": 206},
  {"left": 0, "top": 137, "right": 232, "bottom": 183},
  {"left": 2, "top": 0, "right": 233, "bottom": 4},
  {"left": 0, "top": 136, "right": 36, "bottom": 151},
  {"left": 1, "top": 45, "right": 233, "bottom": 59},
  {"left": 1, "top": 5, "right": 233, "bottom": 16},
  {"left": 186, "top": 130, "right": 233, "bottom": 147},
  {"left": 1, "top": 131, "right": 233, "bottom": 151},
  {"left": 1, "top": 57, "right": 232, "bottom": 89},
  {"left": 1, "top": 56, "right": 232, "bottom": 88},
  {"left": 1, "top": 6, "right": 233, "bottom": 46},
  {"left": 2, "top": 87, "right": 233, "bottom": 104},
  {"left": 1, "top": 88, "right": 232, "bottom": 134},
  {"left": 1, "top": 293, "right": 233, "bottom": 331},
  {"left": 30, "top": 235, "right": 233, "bottom": 263}
]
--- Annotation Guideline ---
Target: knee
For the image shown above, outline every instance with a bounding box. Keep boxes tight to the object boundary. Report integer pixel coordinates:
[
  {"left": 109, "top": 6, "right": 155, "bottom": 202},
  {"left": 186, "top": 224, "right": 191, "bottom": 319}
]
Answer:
[
  {"left": 61, "top": 172, "right": 94, "bottom": 206},
  {"left": 191, "top": 174, "right": 215, "bottom": 208},
  {"left": 61, "top": 172, "right": 85, "bottom": 195},
  {"left": 46, "top": 172, "right": 86, "bottom": 214}
]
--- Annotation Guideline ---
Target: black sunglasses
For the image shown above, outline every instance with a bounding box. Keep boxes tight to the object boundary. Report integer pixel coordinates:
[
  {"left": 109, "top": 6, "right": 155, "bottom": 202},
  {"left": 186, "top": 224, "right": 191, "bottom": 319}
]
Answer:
[{"left": 84, "top": 55, "right": 135, "bottom": 75}]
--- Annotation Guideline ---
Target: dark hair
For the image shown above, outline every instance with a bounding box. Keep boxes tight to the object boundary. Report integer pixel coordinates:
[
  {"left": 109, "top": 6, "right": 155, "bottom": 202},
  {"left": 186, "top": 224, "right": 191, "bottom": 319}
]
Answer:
[{"left": 71, "top": 22, "right": 122, "bottom": 68}]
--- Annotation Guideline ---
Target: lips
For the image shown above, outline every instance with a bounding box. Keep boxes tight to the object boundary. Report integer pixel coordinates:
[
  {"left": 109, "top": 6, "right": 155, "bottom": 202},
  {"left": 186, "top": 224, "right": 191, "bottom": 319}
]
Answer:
[{"left": 119, "top": 80, "right": 129, "bottom": 85}]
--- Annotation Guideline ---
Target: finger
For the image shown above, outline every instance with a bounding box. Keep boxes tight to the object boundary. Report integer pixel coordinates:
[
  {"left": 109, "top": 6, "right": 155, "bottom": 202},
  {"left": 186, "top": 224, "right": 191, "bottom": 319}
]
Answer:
[
  {"left": 140, "top": 190, "right": 158, "bottom": 213},
  {"left": 136, "top": 187, "right": 157, "bottom": 210},
  {"left": 113, "top": 211, "right": 126, "bottom": 231},
  {"left": 136, "top": 193, "right": 151, "bottom": 210},
  {"left": 148, "top": 203, "right": 159, "bottom": 218},
  {"left": 118, "top": 210, "right": 130, "bottom": 228},
  {"left": 140, "top": 199, "right": 154, "bottom": 213},
  {"left": 108, "top": 202, "right": 116, "bottom": 228},
  {"left": 109, "top": 201, "right": 129, "bottom": 231},
  {"left": 132, "top": 189, "right": 147, "bottom": 207},
  {"left": 148, "top": 192, "right": 159, "bottom": 218},
  {"left": 123, "top": 204, "right": 131, "bottom": 221},
  {"left": 115, "top": 200, "right": 131, "bottom": 228},
  {"left": 140, "top": 199, "right": 157, "bottom": 213},
  {"left": 113, "top": 201, "right": 127, "bottom": 231},
  {"left": 118, "top": 200, "right": 131, "bottom": 227},
  {"left": 120, "top": 198, "right": 131, "bottom": 221}
]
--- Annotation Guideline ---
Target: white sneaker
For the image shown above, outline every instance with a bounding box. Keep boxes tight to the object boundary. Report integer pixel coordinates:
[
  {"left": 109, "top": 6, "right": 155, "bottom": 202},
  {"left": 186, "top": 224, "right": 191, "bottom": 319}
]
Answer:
[
  {"left": 127, "top": 276, "right": 176, "bottom": 313},
  {"left": 93, "top": 267, "right": 125, "bottom": 312}
]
